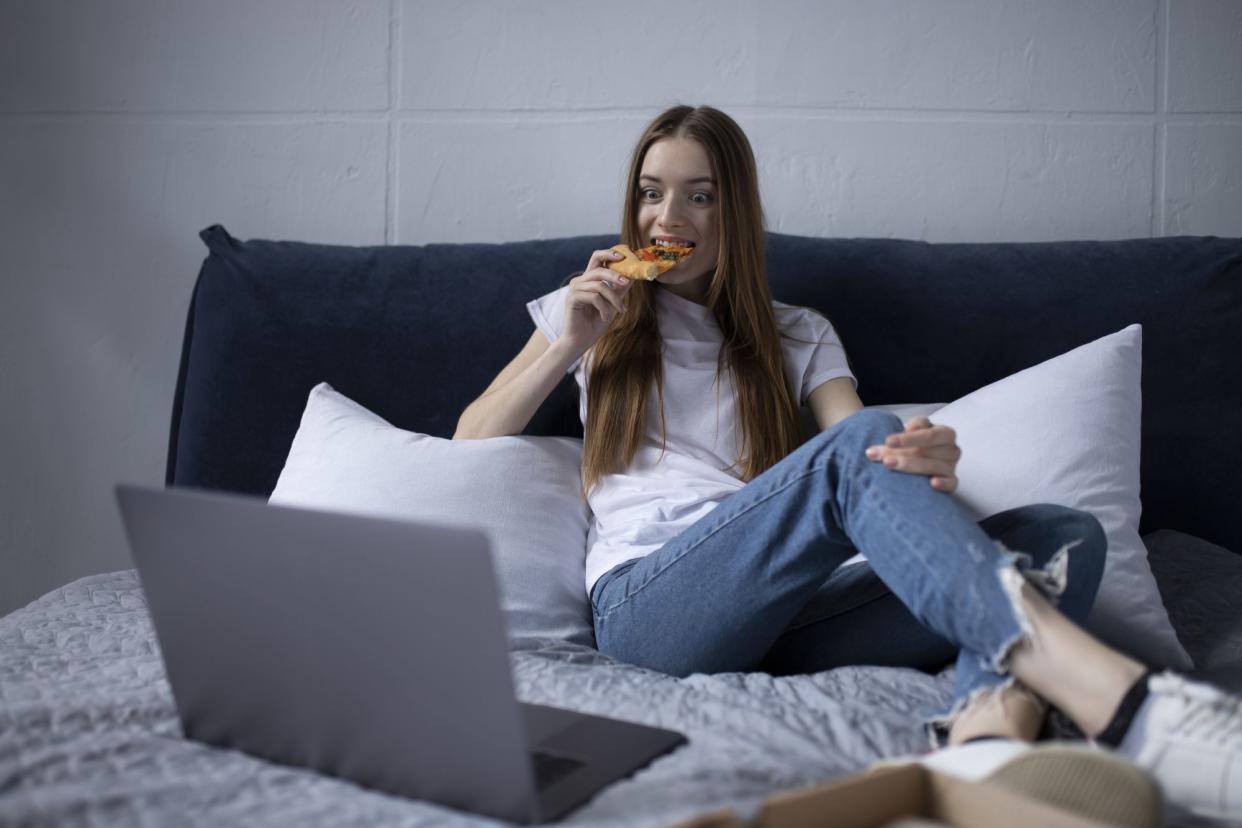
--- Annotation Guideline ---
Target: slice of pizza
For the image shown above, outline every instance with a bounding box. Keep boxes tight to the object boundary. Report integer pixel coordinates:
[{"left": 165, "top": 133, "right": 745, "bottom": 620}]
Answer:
[{"left": 606, "top": 242, "right": 694, "bottom": 281}]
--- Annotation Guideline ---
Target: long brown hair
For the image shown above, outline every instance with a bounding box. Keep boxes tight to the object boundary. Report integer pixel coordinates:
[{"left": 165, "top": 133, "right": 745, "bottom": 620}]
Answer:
[{"left": 581, "top": 105, "right": 806, "bottom": 497}]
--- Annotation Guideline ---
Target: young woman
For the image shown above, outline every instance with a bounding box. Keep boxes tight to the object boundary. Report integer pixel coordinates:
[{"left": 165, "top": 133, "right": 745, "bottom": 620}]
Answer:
[{"left": 455, "top": 105, "right": 1241, "bottom": 819}]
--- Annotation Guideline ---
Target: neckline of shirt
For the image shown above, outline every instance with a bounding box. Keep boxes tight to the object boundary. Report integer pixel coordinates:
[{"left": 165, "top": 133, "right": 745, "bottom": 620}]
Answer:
[
  {"left": 655, "top": 285, "right": 714, "bottom": 324},
  {"left": 649, "top": 286, "right": 814, "bottom": 339}
]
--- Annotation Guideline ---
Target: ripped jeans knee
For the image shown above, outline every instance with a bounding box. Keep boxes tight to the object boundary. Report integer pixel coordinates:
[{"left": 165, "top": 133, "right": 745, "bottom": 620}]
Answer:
[{"left": 926, "top": 505, "right": 1107, "bottom": 745}]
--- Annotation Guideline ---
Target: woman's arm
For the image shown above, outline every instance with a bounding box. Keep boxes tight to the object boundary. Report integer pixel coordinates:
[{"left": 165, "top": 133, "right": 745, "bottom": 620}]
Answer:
[
  {"left": 456, "top": 248, "right": 634, "bottom": 440},
  {"left": 453, "top": 329, "right": 580, "bottom": 440},
  {"left": 808, "top": 377, "right": 864, "bottom": 430},
  {"left": 808, "top": 376, "right": 960, "bottom": 491}
]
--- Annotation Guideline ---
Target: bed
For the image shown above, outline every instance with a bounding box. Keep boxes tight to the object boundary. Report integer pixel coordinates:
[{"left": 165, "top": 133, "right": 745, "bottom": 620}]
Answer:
[{"left": 3, "top": 226, "right": 1241, "bottom": 827}]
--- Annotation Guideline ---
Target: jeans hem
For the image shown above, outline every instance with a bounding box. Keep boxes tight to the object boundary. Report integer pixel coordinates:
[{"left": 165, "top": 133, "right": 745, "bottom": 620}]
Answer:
[{"left": 922, "top": 539, "right": 1082, "bottom": 747}]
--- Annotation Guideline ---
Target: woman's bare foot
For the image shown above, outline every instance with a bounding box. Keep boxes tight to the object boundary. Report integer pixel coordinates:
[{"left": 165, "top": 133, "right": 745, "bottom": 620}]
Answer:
[
  {"left": 1004, "top": 576, "right": 1147, "bottom": 737},
  {"left": 948, "top": 680, "right": 1046, "bottom": 745}
]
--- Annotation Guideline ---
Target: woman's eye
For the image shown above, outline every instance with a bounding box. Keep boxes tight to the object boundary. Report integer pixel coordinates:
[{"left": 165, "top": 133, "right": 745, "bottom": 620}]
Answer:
[
  {"left": 640, "top": 188, "right": 660, "bottom": 201},
  {"left": 691, "top": 192, "right": 713, "bottom": 205}
]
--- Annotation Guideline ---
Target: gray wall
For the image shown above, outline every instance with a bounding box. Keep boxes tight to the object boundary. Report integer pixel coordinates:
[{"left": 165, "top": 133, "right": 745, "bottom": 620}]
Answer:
[{"left": 2, "top": 0, "right": 1240, "bottom": 618}]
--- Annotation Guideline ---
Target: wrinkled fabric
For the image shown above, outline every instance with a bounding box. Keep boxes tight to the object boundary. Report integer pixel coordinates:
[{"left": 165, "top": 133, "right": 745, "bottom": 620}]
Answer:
[
  {"left": 2, "top": 543, "right": 1241, "bottom": 827},
  {"left": 527, "top": 283, "right": 854, "bottom": 595},
  {"left": 592, "top": 411, "right": 1107, "bottom": 727},
  {"left": 0, "top": 570, "right": 944, "bottom": 826}
]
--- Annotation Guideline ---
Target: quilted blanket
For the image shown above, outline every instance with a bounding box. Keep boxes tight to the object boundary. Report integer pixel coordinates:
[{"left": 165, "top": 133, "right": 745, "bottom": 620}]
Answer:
[{"left": 2, "top": 531, "right": 1240, "bottom": 827}]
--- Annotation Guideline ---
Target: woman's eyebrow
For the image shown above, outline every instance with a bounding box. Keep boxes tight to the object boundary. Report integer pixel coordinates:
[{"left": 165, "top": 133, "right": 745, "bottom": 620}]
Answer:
[{"left": 639, "top": 175, "right": 716, "bottom": 185}]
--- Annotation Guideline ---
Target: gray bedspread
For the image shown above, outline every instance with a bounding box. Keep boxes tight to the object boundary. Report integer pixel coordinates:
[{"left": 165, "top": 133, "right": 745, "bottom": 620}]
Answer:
[{"left": 2, "top": 530, "right": 1240, "bottom": 827}]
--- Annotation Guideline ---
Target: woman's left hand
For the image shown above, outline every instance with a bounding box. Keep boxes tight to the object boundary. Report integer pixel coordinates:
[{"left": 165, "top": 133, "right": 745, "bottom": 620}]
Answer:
[{"left": 865, "top": 416, "right": 961, "bottom": 492}]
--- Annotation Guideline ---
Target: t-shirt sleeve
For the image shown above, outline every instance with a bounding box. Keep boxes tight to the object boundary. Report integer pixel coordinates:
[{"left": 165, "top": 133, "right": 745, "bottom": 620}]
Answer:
[
  {"left": 781, "top": 308, "right": 857, "bottom": 405},
  {"left": 525, "top": 285, "right": 580, "bottom": 374}
]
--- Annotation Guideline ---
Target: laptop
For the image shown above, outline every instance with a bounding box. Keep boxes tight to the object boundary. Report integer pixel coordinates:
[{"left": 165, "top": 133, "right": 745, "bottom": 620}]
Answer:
[{"left": 115, "top": 484, "right": 687, "bottom": 824}]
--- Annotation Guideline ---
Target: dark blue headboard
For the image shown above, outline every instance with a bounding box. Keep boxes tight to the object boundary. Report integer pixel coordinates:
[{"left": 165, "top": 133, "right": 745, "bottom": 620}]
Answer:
[{"left": 168, "top": 225, "right": 1242, "bottom": 552}]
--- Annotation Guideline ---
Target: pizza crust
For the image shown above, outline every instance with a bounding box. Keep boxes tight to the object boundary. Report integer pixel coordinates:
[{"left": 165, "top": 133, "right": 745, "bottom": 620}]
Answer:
[
  {"left": 606, "top": 244, "right": 660, "bottom": 280},
  {"left": 606, "top": 243, "right": 693, "bottom": 281}
]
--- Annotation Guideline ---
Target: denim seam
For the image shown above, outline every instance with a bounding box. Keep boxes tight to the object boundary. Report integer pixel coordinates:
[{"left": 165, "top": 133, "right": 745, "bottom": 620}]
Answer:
[
  {"left": 783, "top": 588, "right": 892, "bottom": 632},
  {"left": 923, "top": 542, "right": 1086, "bottom": 745},
  {"left": 853, "top": 482, "right": 1030, "bottom": 681},
  {"left": 595, "top": 460, "right": 840, "bottom": 619},
  {"left": 853, "top": 482, "right": 953, "bottom": 610}
]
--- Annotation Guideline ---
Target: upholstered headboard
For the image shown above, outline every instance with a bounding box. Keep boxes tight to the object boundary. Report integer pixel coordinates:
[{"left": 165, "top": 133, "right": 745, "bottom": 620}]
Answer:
[{"left": 167, "top": 225, "right": 1242, "bottom": 552}]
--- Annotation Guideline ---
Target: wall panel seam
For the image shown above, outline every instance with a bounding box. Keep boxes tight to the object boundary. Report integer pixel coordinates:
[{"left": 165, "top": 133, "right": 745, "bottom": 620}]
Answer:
[
  {"left": 386, "top": 0, "right": 399, "bottom": 245},
  {"left": 1154, "top": 0, "right": 1169, "bottom": 236}
]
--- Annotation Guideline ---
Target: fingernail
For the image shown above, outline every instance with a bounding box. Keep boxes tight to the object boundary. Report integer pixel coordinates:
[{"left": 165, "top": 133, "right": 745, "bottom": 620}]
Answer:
[
  {"left": 865, "top": 447, "right": 879, "bottom": 459},
  {"left": 884, "top": 457, "right": 897, "bottom": 469},
  {"left": 886, "top": 436, "right": 900, "bottom": 446}
]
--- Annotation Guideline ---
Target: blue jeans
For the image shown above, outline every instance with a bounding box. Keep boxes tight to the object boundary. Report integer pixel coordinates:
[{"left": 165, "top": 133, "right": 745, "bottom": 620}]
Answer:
[{"left": 590, "top": 409, "right": 1107, "bottom": 727}]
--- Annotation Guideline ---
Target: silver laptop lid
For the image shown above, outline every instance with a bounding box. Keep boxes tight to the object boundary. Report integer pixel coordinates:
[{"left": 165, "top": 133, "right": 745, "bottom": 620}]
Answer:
[{"left": 116, "top": 484, "right": 539, "bottom": 823}]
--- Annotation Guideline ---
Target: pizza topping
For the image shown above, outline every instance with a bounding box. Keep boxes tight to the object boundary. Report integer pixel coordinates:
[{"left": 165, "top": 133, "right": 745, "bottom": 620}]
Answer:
[
  {"left": 638, "top": 247, "right": 684, "bottom": 263},
  {"left": 638, "top": 241, "right": 695, "bottom": 264},
  {"left": 606, "top": 242, "right": 693, "bottom": 280}
]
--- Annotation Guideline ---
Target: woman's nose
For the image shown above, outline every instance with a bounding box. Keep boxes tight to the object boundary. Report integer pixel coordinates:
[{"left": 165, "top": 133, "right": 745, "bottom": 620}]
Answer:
[{"left": 658, "top": 200, "right": 684, "bottom": 227}]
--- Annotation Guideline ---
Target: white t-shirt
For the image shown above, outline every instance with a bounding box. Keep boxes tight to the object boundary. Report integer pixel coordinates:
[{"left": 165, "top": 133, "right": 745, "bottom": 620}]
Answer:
[{"left": 526, "top": 284, "right": 856, "bottom": 595}]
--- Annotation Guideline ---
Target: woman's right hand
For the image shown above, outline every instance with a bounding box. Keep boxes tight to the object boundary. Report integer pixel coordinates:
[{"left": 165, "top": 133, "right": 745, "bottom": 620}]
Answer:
[{"left": 560, "top": 249, "right": 633, "bottom": 356}]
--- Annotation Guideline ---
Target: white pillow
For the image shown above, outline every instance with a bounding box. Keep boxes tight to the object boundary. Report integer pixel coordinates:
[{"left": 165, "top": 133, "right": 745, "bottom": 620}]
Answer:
[
  {"left": 269, "top": 383, "right": 594, "bottom": 646},
  {"left": 891, "top": 324, "right": 1190, "bottom": 669}
]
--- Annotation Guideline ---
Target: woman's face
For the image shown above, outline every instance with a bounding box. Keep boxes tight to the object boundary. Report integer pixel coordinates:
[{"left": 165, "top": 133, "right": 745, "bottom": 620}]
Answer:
[{"left": 636, "top": 137, "right": 720, "bottom": 302}]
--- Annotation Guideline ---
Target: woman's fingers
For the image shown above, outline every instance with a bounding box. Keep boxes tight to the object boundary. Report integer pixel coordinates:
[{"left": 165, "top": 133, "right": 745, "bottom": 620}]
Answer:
[
  {"left": 876, "top": 452, "right": 956, "bottom": 478},
  {"left": 587, "top": 279, "right": 628, "bottom": 315},
  {"left": 864, "top": 426, "right": 961, "bottom": 490},
  {"left": 881, "top": 450, "right": 960, "bottom": 491},
  {"left": 885, "top": 423, "right": 955, "bottom": 448},
  {"left": 593, "top": 268, "right": 631, "bottom": 296},
  {"left": 588, "top": 248, "right": 624, "bottom": 271},
  {"left": 586, "top": 293, "right": 610, "bottom": 321},
  {"left": 579, "top": 289, "right": 619, "bottom": 322},
  {"left": 567, "top": 289, "right": 607, "bottom": 323},
  {"left": 865, "top": 444, "right": 959, "bottom": 463},
  {"left": 570, "top": 275, "right": 628, "bottom": 317}
]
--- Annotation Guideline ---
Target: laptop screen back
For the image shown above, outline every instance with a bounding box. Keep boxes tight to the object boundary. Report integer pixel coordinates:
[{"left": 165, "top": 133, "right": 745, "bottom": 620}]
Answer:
[{"left": 116, "top": 485, "right": 539, "bottom": 823}]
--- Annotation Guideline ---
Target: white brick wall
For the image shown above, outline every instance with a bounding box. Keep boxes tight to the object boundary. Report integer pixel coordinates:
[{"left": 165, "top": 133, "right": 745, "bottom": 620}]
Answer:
[{"left": 1, "top": 0, "right": 1239, "bottom": 616}]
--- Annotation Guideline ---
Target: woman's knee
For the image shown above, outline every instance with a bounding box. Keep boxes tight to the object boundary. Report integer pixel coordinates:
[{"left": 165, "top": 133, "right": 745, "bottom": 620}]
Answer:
[
  {"left": 1030, "top": 504, "right": 1105, "bottom": 568},
  {"left": 985, "top": 504, "right": 1105, "bottom": 564},
  {"left": 996, "top": 503, "right": 1107, "bottom": 621},
  {"left": 1058, "top": 506, "right": 1107, "bottom": 609},
  {"left": 814, "top": 407, "right": 903, "bottom": 451}
]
